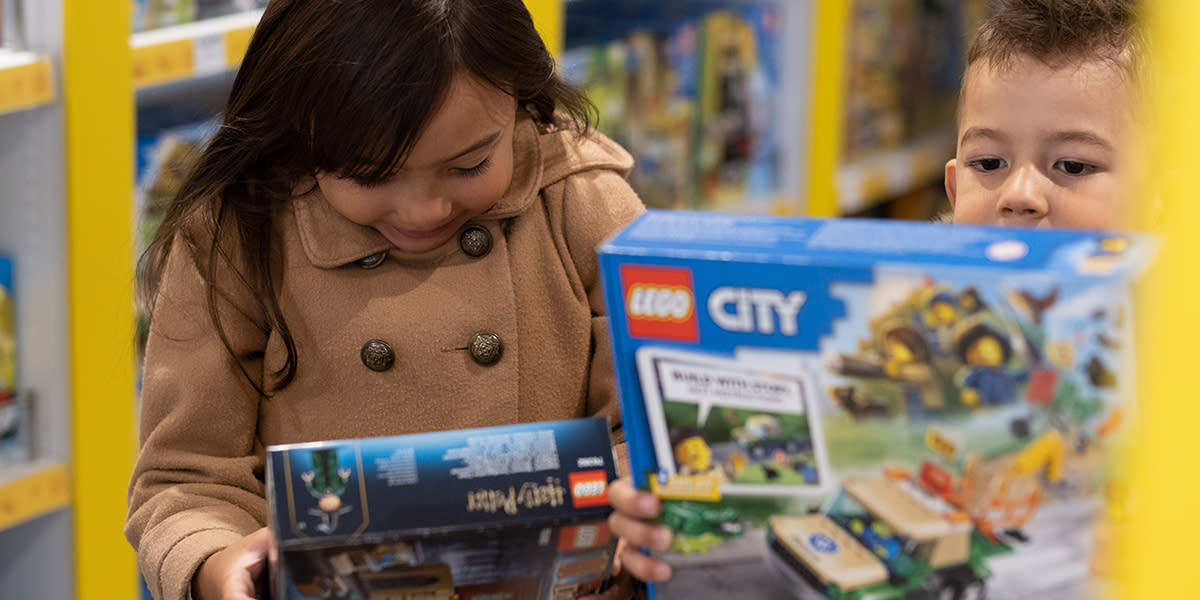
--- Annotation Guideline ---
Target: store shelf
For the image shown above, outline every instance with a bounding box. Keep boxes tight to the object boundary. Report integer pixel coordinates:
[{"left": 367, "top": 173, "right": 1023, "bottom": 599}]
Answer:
[
  {"left": 0, "top": 51, "right": 55, "bottom": 115},
  {"left": 131, "top": 10, "right": 262, "bottom": 89},
  {"left": 836, "top": 130, "right": 956, "bottom": 214},
  {"left": 0, "top": 459, "right": 70, "bottom": 533}
]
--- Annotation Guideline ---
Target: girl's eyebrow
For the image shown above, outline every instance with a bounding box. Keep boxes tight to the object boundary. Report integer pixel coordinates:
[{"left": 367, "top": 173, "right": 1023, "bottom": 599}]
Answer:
[{"left": 442, "top": 131, "right": 502, "bottom": 163}]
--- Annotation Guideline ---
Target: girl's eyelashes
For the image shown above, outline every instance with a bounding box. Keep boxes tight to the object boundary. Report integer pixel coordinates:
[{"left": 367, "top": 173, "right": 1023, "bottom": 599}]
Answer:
[
  {"left": 339, "top": 155, "right": 493, "bottom": 187},
  {"left": 454, "top": 156, "right": 493, "bottom": 178}
]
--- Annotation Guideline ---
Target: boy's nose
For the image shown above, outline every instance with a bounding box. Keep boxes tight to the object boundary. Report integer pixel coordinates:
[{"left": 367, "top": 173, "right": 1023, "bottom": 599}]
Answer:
[{"left": 996, "top": 167, "right": 1049, "bottom": 226}]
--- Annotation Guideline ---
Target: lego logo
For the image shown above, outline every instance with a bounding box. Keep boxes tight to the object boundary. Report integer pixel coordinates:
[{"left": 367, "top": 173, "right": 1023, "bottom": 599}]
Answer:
[
  {"left": 574, "top": 480, "right": 606, "bottom": 497},
  {"left": 628, "top": 285, "right": 693, "bottom": 321},
  {"left": 569, "top": 470, "right": 610, "bottom": 508},
  {"left": 619, "top": 265, "right": 700, "bottom": 343}
]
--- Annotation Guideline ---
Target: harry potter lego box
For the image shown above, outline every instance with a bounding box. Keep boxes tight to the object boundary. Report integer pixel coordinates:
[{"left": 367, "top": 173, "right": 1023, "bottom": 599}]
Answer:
[
  {"left": 265, "top": 417, "right": 618, "bottom": 600},
  {"left": 598, "top": 211, "right": 1152, "bottom": 600}
]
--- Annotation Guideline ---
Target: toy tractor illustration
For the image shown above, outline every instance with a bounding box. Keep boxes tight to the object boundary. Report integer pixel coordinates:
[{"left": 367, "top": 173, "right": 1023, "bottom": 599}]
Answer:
[{"left": 768, "top": 473, "right": 1013, "bottom": 600}]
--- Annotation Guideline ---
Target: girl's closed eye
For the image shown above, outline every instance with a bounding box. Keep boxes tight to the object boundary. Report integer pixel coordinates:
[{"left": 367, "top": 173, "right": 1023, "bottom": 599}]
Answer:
[
  {"left": 454, "top": 156, "right": 493, "bottom": 178},
  {"left": 966, "top": 157, "right": 1007, "bottom": 172}
]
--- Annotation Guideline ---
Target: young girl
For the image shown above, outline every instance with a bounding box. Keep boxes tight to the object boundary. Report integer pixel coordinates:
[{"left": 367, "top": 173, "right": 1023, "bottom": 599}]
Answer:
[{"left": 124, "top": 1, "right": 644, "bottom": 599}]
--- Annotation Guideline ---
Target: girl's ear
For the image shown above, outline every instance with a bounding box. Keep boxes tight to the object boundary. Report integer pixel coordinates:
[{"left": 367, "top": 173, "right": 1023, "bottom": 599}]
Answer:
[{"left": 944, "top": 158, "right": 958, "bottom": 209}]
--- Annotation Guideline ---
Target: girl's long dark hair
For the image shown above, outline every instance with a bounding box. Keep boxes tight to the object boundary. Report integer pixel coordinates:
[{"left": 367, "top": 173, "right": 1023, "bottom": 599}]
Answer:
[{"left": 139, "top": 0, "right": 594, "bottom": 395}]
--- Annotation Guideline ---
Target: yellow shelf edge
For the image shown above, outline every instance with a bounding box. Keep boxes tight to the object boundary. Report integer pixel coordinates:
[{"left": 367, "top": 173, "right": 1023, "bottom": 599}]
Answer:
[
  {"left": 131, "top": 11, "right": 262, "bottom": 89},
  {"left": 835, "top": 130, "right": 956, "bottom": 214},
  {"left": 0, "top": 460, "right": 71, "bottom": 532},
  {"left": 0, "top": 53, "right": 56, "bottom": 116}
]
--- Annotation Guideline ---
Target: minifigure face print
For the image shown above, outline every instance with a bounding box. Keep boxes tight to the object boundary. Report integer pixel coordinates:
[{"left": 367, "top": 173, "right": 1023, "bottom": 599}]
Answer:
[
  {"left": 967, "top": 335, "right": 1005, "bottom": 367},
  {"left": 675, "top": 436, "right": 713, "bottom": 472},
  {"left": 317, "top": 73, "right": 518, "bottom": 254},
  {"left": 946, "top": 53, "right": 1137, "bottom": 230}
]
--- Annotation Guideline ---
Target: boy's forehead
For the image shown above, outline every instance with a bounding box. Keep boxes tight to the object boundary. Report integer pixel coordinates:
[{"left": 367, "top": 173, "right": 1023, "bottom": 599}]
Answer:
[{"left": 959, "top": 53, "right": 1137, "bottom": 125}]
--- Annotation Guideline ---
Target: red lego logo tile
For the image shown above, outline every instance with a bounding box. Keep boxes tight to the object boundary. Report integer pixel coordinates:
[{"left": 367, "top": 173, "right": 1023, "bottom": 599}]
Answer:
[
  {"left": 568, "top": 470, "right": 609, "bottom": 508},
  {"left": 620, "top": 265, "right": 699, "bottom": 342}
]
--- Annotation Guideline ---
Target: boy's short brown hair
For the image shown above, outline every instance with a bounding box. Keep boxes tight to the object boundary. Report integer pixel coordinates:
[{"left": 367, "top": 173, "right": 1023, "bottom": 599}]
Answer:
[{"left": 968, "top": 0, "right": 1142, "bottom": 77}]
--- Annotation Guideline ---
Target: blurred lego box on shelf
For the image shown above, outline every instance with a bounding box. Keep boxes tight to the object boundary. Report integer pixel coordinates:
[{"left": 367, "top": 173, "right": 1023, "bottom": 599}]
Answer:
[
  {"left": 599, "top": 210, "right": 1153, "bottom": 599},
  {"left": 133, "top": 0, "right": 267, "bottom": 32},
  {"left": 132, "top": 0, "right": 197, "bottom": 33},
  {"left": 0, "top": 256, "right": 29, "bottom": 466},
  {"left": 841, "top": 0, "right": 986, "bottom": 163},
  {"left": 266, "top": 417, "right": 620, "bottom": 600},
  {"left": 133, "top": 114, "right": 221, "bottom": 365},
  {"left": 561, "top": 1, "right": 782, "bottom": 213}
]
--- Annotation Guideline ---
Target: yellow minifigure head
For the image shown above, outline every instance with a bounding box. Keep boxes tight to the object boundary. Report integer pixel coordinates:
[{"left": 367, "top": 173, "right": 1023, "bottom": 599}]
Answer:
[
  {"left": 883, "top": 326, "right": 930, "bottom": 365},
  {"left": 673, "top": 433, "right": 712, "bottom": 473},
  {"left": 929, "top": 294, "right": 958, "bottom": 326},
  {"left": 956, "top": 323, "right": 1013, "bottom": 368}
]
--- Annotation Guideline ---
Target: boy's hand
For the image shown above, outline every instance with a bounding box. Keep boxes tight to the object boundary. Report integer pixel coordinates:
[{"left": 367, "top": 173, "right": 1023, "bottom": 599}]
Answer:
[
  {"left": 606, "top": 476, "right": 674, "bottom": 583},
  {"left": 193, "top": 527, "right": 272, "bottom": 600}
]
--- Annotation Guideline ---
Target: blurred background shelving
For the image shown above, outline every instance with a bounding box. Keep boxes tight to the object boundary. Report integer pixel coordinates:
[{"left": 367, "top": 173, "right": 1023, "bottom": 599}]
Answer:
[{"left": 0, "top": 1, "right": 982, "bottom": 597}]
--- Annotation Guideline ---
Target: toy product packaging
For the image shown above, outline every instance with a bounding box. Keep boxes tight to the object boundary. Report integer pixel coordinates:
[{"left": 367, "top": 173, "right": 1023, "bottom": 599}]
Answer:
[
  {"left": 0, "top": 255, "right": 28, "bottom": 465},
  {"left": 561, "top": 1, "right": 781, "bottom": 212},
  {"left": 599, "top": 211, "right": 1153, "bottom": 599},
  {"left": 266, "top": 417, "right": 619, "bottom": 600}
]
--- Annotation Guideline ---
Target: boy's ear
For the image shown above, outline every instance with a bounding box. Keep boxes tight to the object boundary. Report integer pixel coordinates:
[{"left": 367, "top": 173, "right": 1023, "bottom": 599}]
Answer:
[{"left": 944, "top": 158, "right": 958, "bottom": 209}]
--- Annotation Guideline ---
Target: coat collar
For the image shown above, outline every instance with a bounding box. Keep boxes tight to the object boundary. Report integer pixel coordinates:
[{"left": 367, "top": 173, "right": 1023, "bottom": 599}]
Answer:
[{"left": 291, "top": 113, "right": 544, "bottom": 268}]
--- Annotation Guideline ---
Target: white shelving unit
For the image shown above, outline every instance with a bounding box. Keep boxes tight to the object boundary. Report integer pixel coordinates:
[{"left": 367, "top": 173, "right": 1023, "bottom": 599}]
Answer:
[{"left": 0, "top": 0, "right": 73, "bottom": 597}]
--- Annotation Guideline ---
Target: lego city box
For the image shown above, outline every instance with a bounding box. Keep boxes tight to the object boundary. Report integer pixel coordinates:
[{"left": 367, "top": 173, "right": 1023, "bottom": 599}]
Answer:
[
  {"left": 598, "top": 211, "right": 1152, "bottom": 600},
  {"left": 265, "top": 417, "right": 619, "bottom": 600}
]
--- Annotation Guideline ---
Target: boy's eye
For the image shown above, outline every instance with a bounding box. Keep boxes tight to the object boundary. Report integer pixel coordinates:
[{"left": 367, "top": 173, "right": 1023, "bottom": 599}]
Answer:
[
  {"left": 967, "top": 158, "right": 1006, "bottom": 172},
  {"left": 1054, "top": 160, "right": 1096, "bottom": 176}
]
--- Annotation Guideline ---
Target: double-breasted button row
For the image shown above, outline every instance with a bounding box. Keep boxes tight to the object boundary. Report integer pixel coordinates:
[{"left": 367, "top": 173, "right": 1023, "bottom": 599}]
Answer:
[
  {"left": 356, "top": 224, "right": 490, "bottom": 269},
  {"left": 360, "top": 331, "right": 504, "bottom": 371}
]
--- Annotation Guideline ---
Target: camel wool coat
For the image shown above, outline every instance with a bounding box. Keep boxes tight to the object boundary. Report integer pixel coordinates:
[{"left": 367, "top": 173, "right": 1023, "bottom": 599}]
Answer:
[{"left": 126, "top": 114, "right": 644, "bottom": 600}]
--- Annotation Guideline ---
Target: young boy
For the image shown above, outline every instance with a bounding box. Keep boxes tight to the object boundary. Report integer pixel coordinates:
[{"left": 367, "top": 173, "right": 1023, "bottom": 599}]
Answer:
[
  {"left": 945, "top": 0, "right": 1143, "bottom": 229},
  {"left": 605, "top": 0, "right": 1146, "bottom": 589}
]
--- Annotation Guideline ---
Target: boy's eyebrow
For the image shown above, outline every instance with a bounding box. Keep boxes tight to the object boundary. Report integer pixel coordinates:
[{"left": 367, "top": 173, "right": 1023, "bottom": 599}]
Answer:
[
  {"left": 959, "top": 127, "right": 1007, "bottom": 145},
  {"left": 443, "top": 131, "right": 502, "bottom": 162},
  {"left": 1048, "top": 130, "right": 1115, "bottom": 151}
]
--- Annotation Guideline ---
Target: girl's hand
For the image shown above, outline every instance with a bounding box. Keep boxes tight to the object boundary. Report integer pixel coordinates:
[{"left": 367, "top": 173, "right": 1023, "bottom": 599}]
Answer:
[
  {"left": 193, "top": 527, "right": 273, "bottom": 600},
  {"left": 605, "top": 476, "right": 673, "bottom": 583}
]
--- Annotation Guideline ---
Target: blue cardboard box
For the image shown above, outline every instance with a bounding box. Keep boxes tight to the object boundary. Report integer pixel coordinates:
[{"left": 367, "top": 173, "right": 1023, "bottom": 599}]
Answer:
[
  {"left": 599, "top": 211, "right": 1152, "bottom": 599},
  {"left": 266, "top": 417, "right": 618, "bottom": 600}
]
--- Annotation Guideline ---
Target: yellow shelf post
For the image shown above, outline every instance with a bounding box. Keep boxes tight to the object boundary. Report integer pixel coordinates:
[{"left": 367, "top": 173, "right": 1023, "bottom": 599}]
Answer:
[
  {"left": 1121, "top": 1, "right": 1200, "bottom": 598},
  {"left": 63, "top": 0, "right": 138, "bottom": 599},
  {"left": 525, "top": 0, "right": 563, "bottom": 56},
  {"left": 805, "top": 0, "right": 849, "bottom": 217}
]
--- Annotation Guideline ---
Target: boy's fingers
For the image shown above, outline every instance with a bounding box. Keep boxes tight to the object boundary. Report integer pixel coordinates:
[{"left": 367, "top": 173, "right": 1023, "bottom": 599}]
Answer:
[
  {"left": 608, "top": 478, "right": 660, "bottom": 518},
  {"left": 609, "top": 512, "right": 672, "bottom": 551},
  {"left": 618, "top": 544, "right": 673, "bottom": 582}
]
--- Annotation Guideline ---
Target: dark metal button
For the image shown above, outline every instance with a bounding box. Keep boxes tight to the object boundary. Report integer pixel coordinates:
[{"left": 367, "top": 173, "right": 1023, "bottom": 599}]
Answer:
[
  {"left": 468, "top": 331, "right": 503, "bottom": 366},
  {"left": 459, "top": 224, "right": 492, "bottom": 258},
  {"left": 360, "top": 339, "right": 395, "bottom": 372},
  {"left": 356, "top": 251, "right": 387, "bottom": 269}
]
